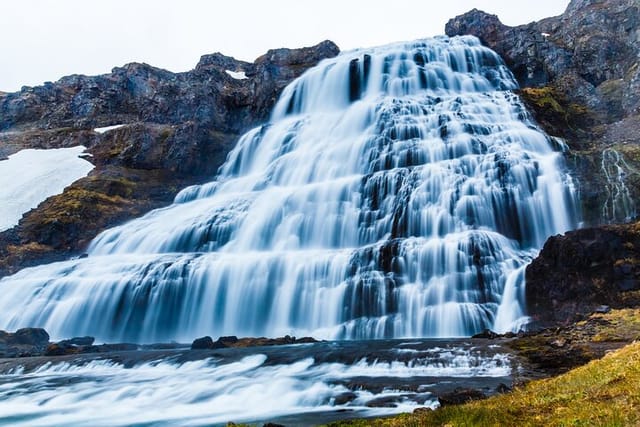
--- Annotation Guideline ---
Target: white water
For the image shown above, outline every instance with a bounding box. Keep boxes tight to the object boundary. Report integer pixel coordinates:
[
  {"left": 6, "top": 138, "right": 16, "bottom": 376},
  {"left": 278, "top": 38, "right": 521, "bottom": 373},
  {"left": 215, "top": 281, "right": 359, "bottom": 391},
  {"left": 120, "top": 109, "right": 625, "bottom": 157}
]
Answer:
[
  {"left": 601, "top": 147, "right": 635, "bottom": 223},
  {"left": 0, "top": 146, "right": 94, "bottom": 232},
  {"left": 0, "top": 342, "right": 511, "bottom": 426},
  {"left": 0, "top": 36, "right": 578, "bottom": 342}
]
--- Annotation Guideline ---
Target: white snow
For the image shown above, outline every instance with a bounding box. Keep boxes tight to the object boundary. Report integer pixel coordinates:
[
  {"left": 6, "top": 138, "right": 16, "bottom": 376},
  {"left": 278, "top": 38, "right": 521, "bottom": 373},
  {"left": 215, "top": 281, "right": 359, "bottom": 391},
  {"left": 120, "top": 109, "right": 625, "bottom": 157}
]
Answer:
[
  {"left": 94, "top": 124, "right": 125, "bottom": 134},
  {"left": 0, "top": 146, "right": 95, "bottom": 232},
  {"left": 541, "top": 32, "right": 550, "bottom": 38},
  {"left": 225, "top": 70, "right": 248, "bottom": 80}
]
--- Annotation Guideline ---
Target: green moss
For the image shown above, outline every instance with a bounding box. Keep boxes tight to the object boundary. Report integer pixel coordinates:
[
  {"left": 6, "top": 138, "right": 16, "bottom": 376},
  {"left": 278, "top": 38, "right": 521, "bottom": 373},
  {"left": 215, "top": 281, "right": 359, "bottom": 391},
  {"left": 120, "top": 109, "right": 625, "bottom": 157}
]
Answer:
[
  {"left": 518, "top": 86, "right": 592, "bottom": 140},
  {"left": 5, "top": 242, "right": 52, "bottom": 258},
  {"left": 612, "top": 144, "right": 640, "bottom": 172},
  {"left": 329, "top": 309, "right": 640, "bottom": 427},
  {"left": 520, "top": 87, "right": 566, "bottom": 114},
  {"left": 592, "top": 309, "right": 640, "bottom": 342},
  {"left": 25, "top": 187, "right": 133, "bottom": 228}
]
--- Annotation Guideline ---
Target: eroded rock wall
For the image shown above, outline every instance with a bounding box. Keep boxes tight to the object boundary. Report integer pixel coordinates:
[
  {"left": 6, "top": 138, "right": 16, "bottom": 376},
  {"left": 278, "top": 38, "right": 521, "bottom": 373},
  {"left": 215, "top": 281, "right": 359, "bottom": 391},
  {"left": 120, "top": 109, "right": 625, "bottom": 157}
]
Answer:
[{"left": 0, "top": 41, "right": 339, "bottom": 277}]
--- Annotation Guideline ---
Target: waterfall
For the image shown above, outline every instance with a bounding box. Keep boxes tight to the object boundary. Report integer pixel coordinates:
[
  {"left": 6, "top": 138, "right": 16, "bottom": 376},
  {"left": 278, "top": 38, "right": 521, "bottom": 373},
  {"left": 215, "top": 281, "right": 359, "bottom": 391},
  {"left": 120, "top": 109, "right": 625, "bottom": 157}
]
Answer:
[
  {"left": 601, "top": 148, "right": 635, "bottom": 223},
  {"left": 0, "top": 36, "right": 578, "bottom": 342}
]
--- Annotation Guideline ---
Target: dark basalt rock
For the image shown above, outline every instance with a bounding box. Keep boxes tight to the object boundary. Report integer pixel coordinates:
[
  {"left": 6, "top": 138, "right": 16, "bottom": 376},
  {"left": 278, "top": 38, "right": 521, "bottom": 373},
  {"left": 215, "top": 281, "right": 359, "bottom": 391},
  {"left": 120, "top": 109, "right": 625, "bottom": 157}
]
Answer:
[
  {"left": 445, "top": 0, "right": 639, "bottom": 108},
  {"left": 526, "top": 223, "right": 640, "bottom": 327},
  {"left": 437, "top": 388, "right": 486, "bottom": 406},
  {"left": 218, "top": 335, "right": 239, "bottom": 345},
  {"left": 333, "top": 392, "right": 358, "bottom": 405},
  {"left": 365, "top": 395, "right": 404, "bottom": 408},
  {"left": 191, "top": 336, "right": 218, "bottom": 350},
  {"left": 227, "top": 335, "right": 318, "bottom": 348},
  {"left": 472, "top": 329, "right": 500, "bottom": 339},
  {"left": 45, "top": 342, "right": 79, "bottom": 356},
  {"left": 0, "top": 39, "right": 339, "bottom": 135},
  {"left": 45, "top": 336, "right": 97, "bottom": 356},
  {"left": 0, "top": 40, "right": 339, "bottom": 278},
  {"left": 0, "top": 328, "right": 50, "bottom": 357},
  {"left": 8, "top": 328, "right": 49, "bottom": 346},
  {"left": 190, "top": 334, "right": 318, "bottom": 350}
]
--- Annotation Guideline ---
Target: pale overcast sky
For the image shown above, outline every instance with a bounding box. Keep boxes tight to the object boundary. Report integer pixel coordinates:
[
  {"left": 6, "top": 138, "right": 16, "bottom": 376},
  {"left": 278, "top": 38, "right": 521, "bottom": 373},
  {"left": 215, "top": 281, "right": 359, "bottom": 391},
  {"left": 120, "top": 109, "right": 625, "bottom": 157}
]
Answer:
[{"left": 0, "top": 0, "right": 570, "bottom": 92}]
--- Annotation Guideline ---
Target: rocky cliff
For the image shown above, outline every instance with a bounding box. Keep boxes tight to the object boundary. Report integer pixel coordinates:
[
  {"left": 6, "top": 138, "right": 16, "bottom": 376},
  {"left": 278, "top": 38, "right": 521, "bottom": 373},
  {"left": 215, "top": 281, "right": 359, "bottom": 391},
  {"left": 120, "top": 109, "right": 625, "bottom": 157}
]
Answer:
[
  {"left": 0, "top": 41, "right": 339, "bottom": 277},
  {"left": 446, "top": 0, "right": 640, "bottom": 226},
  {"left": 526, "top": 224, "right": 640, "bottom": 326}
]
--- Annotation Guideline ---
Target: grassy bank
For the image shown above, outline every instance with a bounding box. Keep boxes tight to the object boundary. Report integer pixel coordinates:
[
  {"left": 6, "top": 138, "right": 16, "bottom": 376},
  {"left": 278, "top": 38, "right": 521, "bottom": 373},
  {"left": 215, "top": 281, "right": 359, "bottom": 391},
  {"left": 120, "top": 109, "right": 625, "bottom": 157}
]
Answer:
[{"left": 328, "top": 336, "right": 640, "bottom": 426}]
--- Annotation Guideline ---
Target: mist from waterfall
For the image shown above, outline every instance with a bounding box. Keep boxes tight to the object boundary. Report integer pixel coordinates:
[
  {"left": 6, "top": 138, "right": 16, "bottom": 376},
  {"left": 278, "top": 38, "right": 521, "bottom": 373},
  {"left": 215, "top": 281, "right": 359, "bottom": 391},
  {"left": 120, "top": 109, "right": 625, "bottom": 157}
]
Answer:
[{"left": 0, "top": 36, "right": 578, "bottom": 343}]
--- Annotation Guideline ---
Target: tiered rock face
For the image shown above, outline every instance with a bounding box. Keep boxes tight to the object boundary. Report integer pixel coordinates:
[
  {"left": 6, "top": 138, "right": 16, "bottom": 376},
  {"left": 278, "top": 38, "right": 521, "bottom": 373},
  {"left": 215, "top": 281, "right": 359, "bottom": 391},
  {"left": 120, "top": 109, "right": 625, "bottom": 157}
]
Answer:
[
  {"left": 447, "top": 0, "right": 640, "bottom": 326},
  {"left": 0, "top": 41, "right": 339, "bottom": 277},
  {"left": 446, "top": 0, "right": 640, "bottom": 226}
]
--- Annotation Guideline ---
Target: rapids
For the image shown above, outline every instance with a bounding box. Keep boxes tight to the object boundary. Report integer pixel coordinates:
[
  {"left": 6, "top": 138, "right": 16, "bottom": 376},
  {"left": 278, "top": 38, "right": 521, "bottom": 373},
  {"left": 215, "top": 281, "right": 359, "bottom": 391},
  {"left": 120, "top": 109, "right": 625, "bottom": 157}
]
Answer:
[{"left": 0, "top": 339, "right": 514, "bottom": 426}]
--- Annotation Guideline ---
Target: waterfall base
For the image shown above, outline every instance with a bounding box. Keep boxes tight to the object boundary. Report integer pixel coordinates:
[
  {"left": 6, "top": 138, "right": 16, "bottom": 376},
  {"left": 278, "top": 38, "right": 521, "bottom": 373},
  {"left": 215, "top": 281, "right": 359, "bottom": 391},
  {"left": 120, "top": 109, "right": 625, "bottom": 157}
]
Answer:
[{"left": 0, "top": 339, "right": 514, "bottom": 426}]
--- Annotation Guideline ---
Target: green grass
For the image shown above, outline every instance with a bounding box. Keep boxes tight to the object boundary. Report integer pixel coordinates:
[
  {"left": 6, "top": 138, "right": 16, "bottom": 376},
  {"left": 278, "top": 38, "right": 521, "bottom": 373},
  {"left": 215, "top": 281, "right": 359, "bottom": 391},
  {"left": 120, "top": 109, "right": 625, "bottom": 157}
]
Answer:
[{"left": 327, "top": 341, "right": 640, "bottom": 426}]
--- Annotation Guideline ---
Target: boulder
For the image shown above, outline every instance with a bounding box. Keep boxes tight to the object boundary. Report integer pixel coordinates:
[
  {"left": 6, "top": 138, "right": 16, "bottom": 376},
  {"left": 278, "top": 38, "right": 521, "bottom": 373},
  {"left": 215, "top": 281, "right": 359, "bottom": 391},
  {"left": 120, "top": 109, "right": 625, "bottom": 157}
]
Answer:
[
  {"left": 8, "top": 328, "right": 49, "bottom": 347},
  {"left": 45, "top": 343, "right": 79, "bottom": 356},
  {"left": 191, "top": 336, "right": 223, "bottom": 350},
  {"left": 217, "top": 336, "right": 239, "bottom": 345},
  {"left": 0, "top": 328, "right": 50, "bottom": 357},
  {"left": 44, "top": 336, "right": 96, "bottom": 356},
  {"left": 191, "top": 336, "right": 214, "bottom": 349},
  {"left": 437, "top": 388, "right": 486, "bottom": 406},
  {"left": 472, "top": 329, "right": 500, "bottom": 339},
  {"left": 526, "top": 223, "right": 640, "bottom": 327}
]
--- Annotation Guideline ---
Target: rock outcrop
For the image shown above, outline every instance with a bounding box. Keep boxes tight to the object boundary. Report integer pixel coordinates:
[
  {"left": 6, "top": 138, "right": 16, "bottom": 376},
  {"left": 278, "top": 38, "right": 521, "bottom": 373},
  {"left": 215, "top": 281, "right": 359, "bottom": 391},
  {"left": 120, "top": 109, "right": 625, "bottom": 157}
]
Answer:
[
  {"left": 0, "top": 41, "right": 339, "bottom": 277},
  {"left": 526, "top": 223, "right": 640, "bottom": 326},
  {"left": 0, "top": 40, "right": 339, "bottom": 136},
  {"left": 446, "top": 0, "right": 640, "bottom": 225},
  {"left": 190, "top": 335, "right": 317, "bottom": 350},
  {"left": 0, "top": 328, "right": 50, "bottom": 357}
]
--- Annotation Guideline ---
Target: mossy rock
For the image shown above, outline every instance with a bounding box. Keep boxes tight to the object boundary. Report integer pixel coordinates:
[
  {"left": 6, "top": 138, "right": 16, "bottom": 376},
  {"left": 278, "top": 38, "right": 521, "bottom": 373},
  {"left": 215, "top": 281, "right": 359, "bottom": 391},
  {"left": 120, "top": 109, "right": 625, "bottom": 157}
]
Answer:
[
  {"left": 0, "top": 165, "right": 195, "bottom": 277},
  {"left": 518, "top": 86, "right": 593, "bottom": 148}
]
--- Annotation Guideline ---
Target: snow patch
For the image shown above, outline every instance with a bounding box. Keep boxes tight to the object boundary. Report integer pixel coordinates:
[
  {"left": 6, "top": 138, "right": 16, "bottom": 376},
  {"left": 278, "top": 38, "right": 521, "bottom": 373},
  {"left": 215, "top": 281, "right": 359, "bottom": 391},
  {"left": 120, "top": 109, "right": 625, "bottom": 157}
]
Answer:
[
  {"left": 225, "top": 70, "right": 248, "bottom": 80},
  {"left": 0, "top": 146, "right": 95, "bottom": 232},
  {"left": 94, "top": 124, "right": 125, "bottom": 134}
]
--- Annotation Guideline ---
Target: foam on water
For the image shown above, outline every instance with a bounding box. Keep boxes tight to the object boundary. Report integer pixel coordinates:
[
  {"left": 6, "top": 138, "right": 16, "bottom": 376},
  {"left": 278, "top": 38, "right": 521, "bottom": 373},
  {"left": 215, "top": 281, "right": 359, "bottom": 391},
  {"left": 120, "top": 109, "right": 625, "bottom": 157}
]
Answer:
[{"left": 0, "top": 342, "right": 511, "bottom": 426}]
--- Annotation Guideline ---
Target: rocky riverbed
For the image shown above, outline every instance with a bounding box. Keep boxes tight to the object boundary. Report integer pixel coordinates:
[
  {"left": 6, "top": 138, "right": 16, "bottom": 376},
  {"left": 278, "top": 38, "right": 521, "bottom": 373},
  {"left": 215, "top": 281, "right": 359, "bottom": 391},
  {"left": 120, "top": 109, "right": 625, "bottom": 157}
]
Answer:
[
  {"left": 1, "top": 306, "right": 638, "bottom": 426},
  {"left": 0, "top": 334, "right": 516, "bottom": 426}
]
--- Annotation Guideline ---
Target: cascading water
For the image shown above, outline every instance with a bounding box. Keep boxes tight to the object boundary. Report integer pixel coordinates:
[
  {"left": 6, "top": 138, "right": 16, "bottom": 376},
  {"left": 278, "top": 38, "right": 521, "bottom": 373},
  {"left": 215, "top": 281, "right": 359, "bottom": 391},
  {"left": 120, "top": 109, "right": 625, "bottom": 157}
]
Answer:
[
  {"left": 0, "top": 36, "right": 578, "bottom": 342},
  {"left": 601, "top": 147, "right": 636, "bottom": 223}
]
